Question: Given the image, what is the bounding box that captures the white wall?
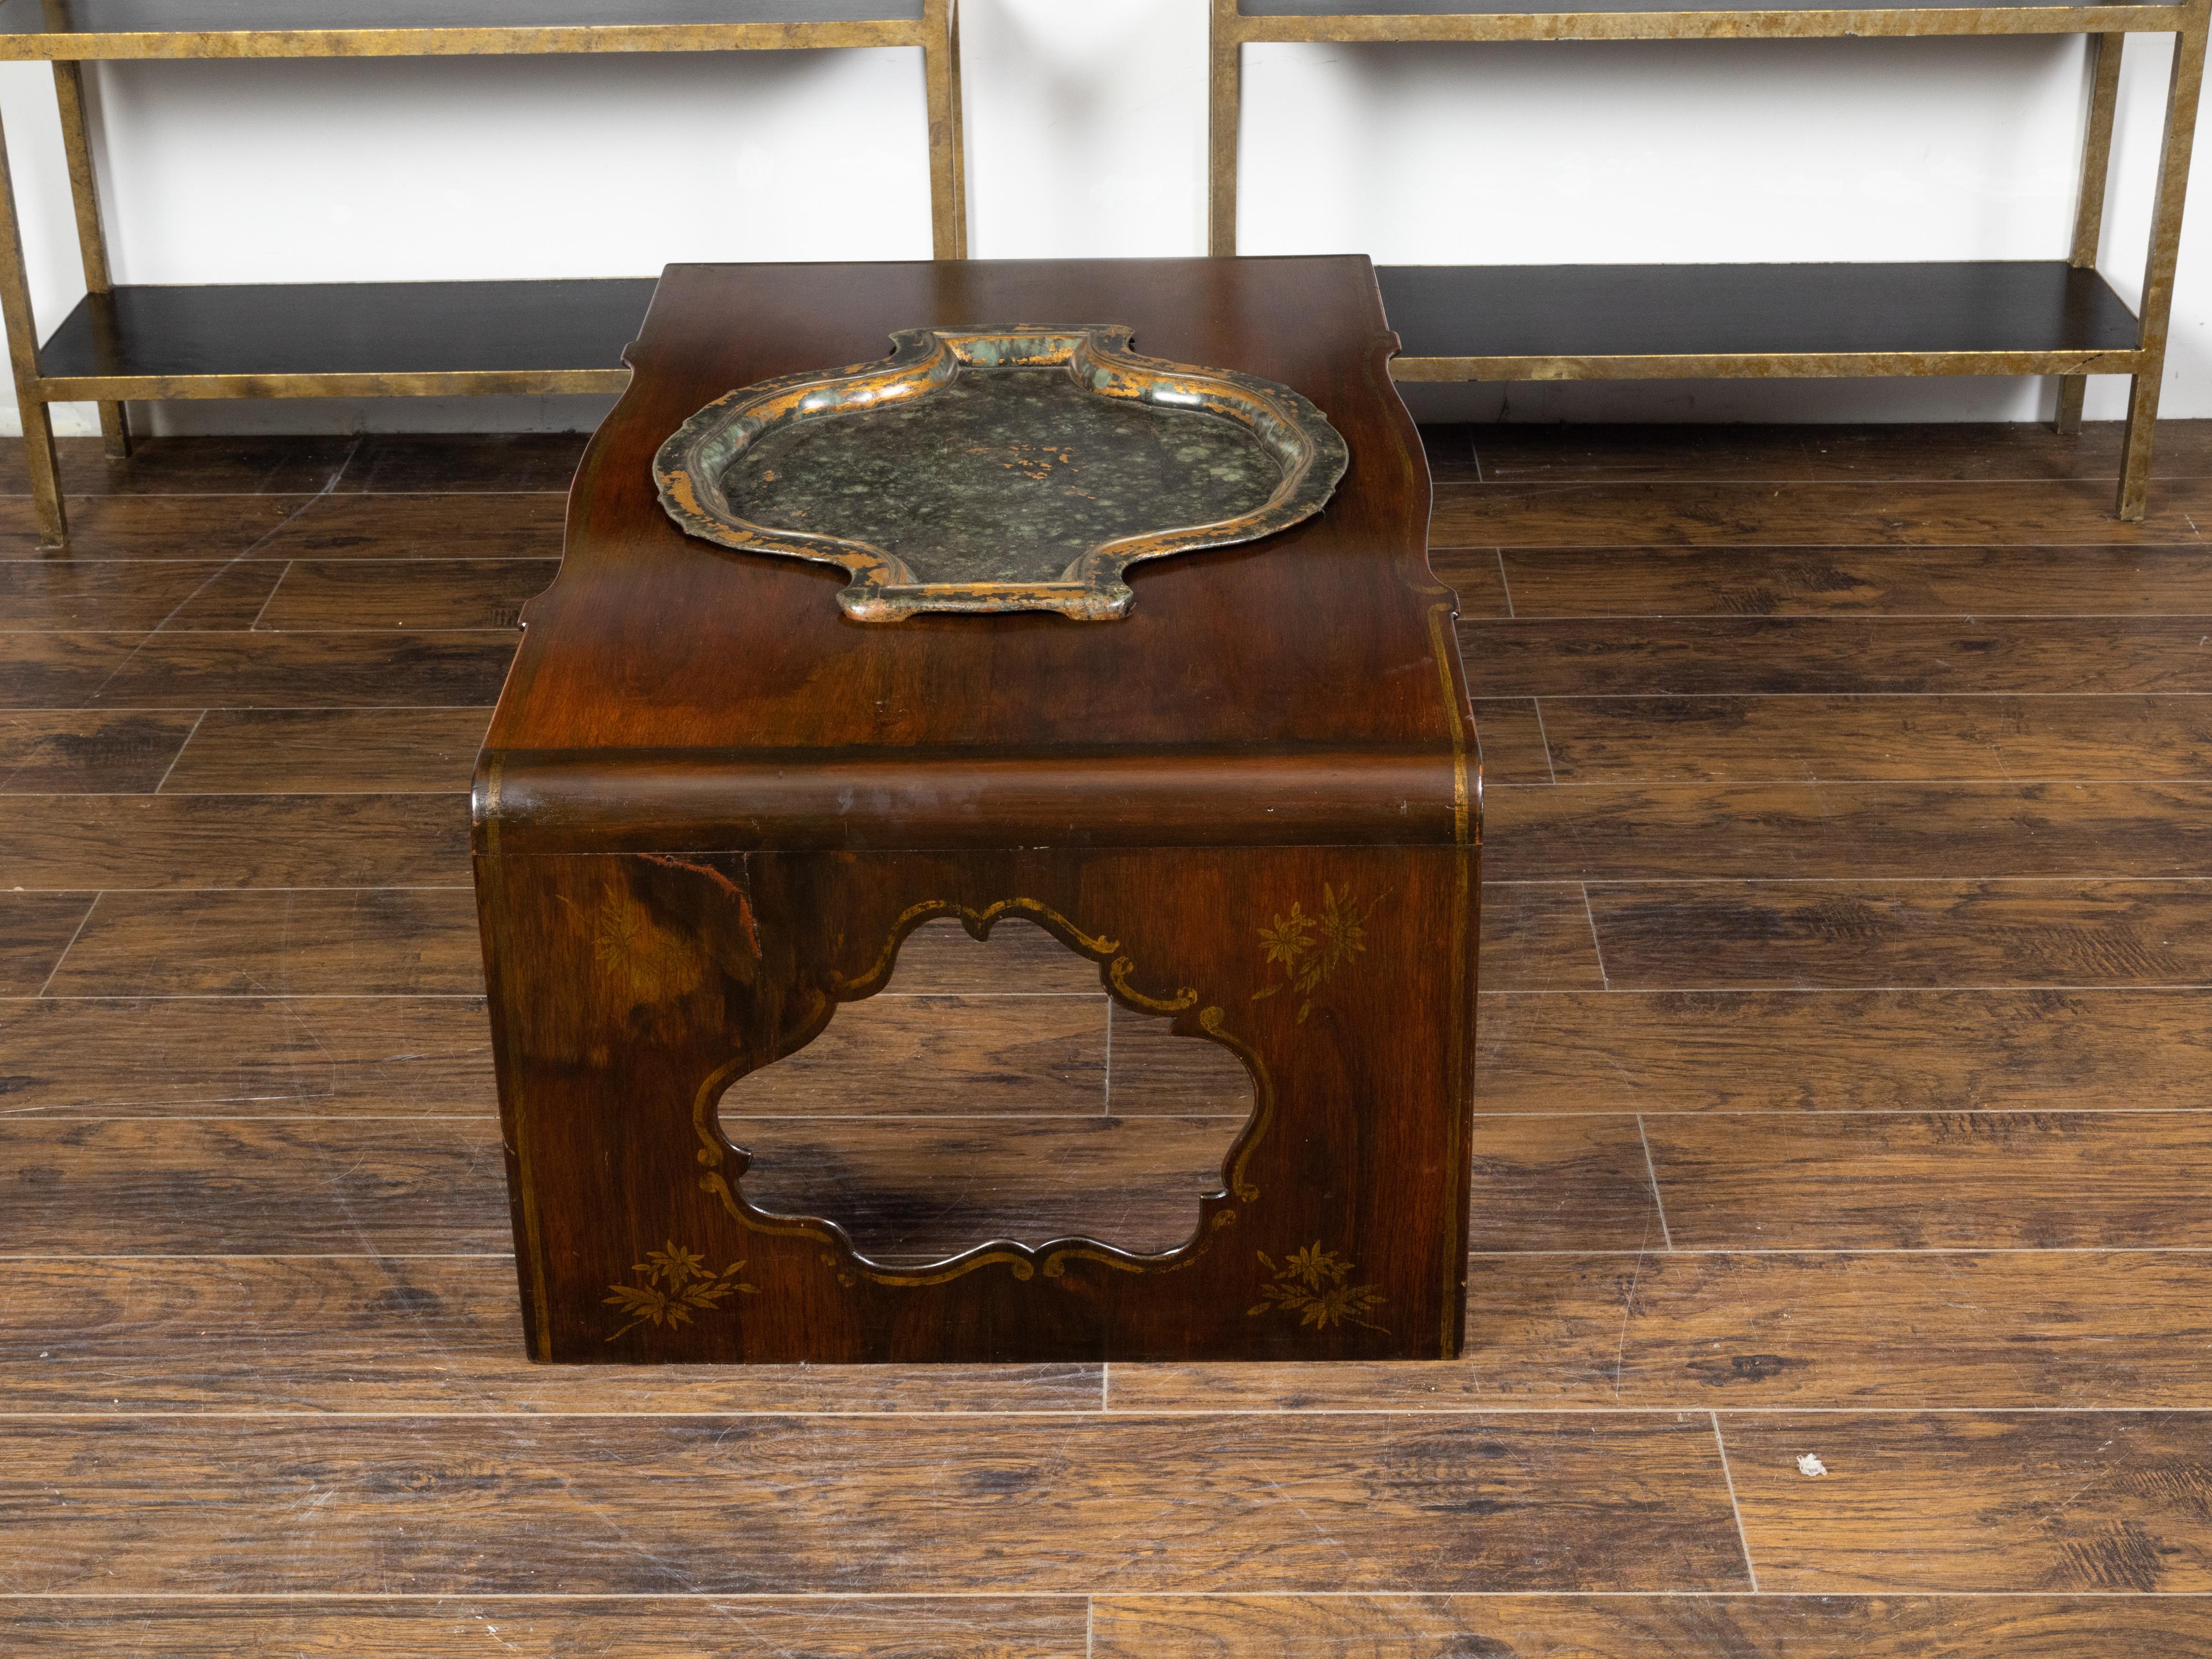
[0,0,2204,434]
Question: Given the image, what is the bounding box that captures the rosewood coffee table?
[473,255,1481,1364]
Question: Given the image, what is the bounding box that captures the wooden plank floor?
[4,426,2211,1655]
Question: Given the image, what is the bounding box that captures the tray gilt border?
[652,323,1349,622]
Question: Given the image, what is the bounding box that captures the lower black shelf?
[28,263,2148,397]
[1376,260,2143,374]
[36,276,660,388]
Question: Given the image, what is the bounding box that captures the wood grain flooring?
[0,709,204,791]
[1093,1593,2212,1657]
[1423,418,2212,482]
[0,995,491,1115]
[40,889,484,996]
[5,425,2211,1655]
[160,707,491,793]
[4,1600,1095,1657]
[1477,988,2212,1112]
[0,794,471,887]
[1458,616,2212,695]
[0,1415,1750,1594]
[1486,780,2212,879]
[1110,1250,2212,1411]
[1432,477,2212,545]
[1480,543,2212,615]
[1724,1412,2212,1592]
[1482,693,2212,782]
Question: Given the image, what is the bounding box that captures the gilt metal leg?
[2054,381,2086,439]
[2119,21,2207,519]
[921,0,963,260]
[2058,33,2121,436]
[1208,0,1241,257]
[0,105,65,547]
[53,60,127,458]
[946,0,967,257]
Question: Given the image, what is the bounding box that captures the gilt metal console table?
[0,0,969,549]
[472,254,1481,1363]
[1210,0,2206,518]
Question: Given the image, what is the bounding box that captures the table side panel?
[476,843,1479,1363]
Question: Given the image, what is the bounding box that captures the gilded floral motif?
[604,1241,759,1341]
[1248,1244,1388,1333]
[592,900,650,973]
[581,890,702,1003]
[1251,884,1381,1022]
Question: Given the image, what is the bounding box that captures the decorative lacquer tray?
[653,324,1349,621]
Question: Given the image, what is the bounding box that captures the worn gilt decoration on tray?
[653,324,1349,620]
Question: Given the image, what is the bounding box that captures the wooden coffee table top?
[477,255,1476,855]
